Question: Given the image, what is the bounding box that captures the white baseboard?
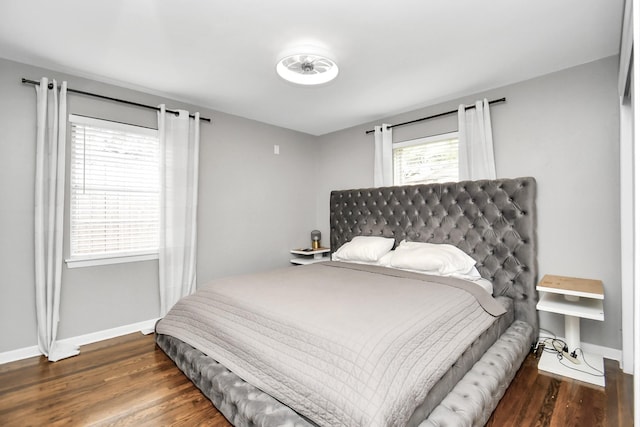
[0,318,160,365]
[58,318,160,348]
[580,341,622,364]
[0,345,41,365]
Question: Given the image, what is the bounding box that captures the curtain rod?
[21,78,211,123]
[364,97,505,134]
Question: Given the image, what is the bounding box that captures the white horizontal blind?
[393,132,459,185]
[69,115,160,259]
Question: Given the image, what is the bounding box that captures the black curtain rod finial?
[22,78,54,90]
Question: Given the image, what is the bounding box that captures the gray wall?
[0,57,317,352]
[314,56,622,350]
[1,55,622,353]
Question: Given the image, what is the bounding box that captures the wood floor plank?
[0,333,633,426]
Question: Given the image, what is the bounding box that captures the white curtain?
[458,99,496,180]
[373,124,393,186]
[34,78,79,362]
[158,105,200,316]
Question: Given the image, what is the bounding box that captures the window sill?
[65,253,159,269]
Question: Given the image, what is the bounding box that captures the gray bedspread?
[156,262,506,427]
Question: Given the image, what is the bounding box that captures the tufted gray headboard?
[330,177,538,337]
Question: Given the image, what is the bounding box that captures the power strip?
[562,350,581,364]
[548,339,581,364]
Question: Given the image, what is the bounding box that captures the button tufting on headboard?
[329,177,538,337]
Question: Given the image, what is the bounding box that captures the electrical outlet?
[274,144,280,155]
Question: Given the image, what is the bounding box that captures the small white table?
[536,274,605,386]
[290,248,331,265]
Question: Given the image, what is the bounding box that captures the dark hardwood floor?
[487,351,633,427]
[0,333,633,426]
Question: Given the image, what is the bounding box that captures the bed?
[155,176,538,426]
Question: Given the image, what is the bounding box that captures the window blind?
[69,115,160,259]
[393,133,459,185]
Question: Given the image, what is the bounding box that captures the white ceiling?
[0,0,624,136]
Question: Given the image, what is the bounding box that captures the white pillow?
[376,251,394,267]
[378,250,492,294]
[390,241,477,276]
[376,252,479,277]
[451,266,482,281]
[332,236,395,263]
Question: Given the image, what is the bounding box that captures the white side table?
[290,248,331,265]
[536,274,605,386]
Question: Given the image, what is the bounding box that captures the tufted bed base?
[156,320,533,426]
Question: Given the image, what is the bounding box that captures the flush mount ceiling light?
[276,53,339,85]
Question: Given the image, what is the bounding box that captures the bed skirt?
[155,320,533,427]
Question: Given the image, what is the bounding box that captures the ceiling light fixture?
[276,53,339,85]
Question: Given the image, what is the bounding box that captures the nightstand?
[536,274,605,386]
[290,248,331,265]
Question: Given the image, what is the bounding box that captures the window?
[393,132,459,185]
[67,114,160,267]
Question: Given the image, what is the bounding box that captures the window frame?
[392,131,459,186]
[65,114,161,269]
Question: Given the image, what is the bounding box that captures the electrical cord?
[532,328,558,354]
[557,348,605,377]
[534,336,604,378]
[541,337,566,354]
